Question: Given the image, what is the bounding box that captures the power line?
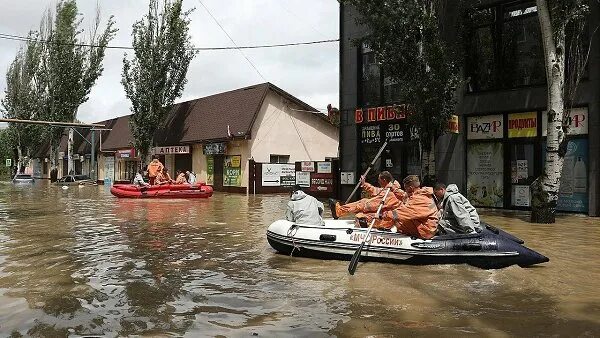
[0,32,338,51]
[195,0,266,81]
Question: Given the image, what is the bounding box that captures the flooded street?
[0,181,599,337]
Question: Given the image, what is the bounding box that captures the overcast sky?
[0,0,339,125]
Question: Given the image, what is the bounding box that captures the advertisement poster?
[360,125,382,144]
[555,138,588,212]
[310,173,334,193]
[206,156,214,185]
[262,164,281,186]
[223,155,241,187]
[317,162,332,174]
[513,185,530,207]
[103,156,115,185]
[467,143,504,207]
[280,164,296,187]
[301,161,314,172]
[296,171,310,187]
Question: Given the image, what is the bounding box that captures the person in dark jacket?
[434,183,481,234]
[286,185,324,226]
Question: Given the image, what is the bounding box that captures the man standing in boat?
[147,156,164,185]
[359,175,439,239]
[286,185,325,226]
[329,171,406,220]
[433,183,481,234]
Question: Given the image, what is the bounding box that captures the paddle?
[348,186,391,275]
[344,138,389,204]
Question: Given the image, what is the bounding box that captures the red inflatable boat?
[110,183,214,199]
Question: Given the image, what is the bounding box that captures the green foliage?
[36,0,116,166]
[0,128,14,180]
[1,36,45,163]
[344,0,462,150]
[122,0,196,163]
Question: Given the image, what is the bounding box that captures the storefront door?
[508,143,537,208]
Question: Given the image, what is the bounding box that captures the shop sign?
[310,173,334,192]
[317,162,332,174]
[153,145,190,155]
[467,115,503,140]
[262,164,281,186]
[301,161,315,172]
[296,171,310,187]
[508,112,537,138]
[203,142,227,155]
[206,156,214,185]
[223,155,241,186]
[360,125,382,144]
[542,107,588,136]
[448,115,459,134]
[5,159,11,167]
[117,148,136,158]
[385,123,406,142]
[354,105,409,124]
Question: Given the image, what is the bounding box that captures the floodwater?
[0,181,599,337]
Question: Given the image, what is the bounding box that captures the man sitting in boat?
[329,171,406,220]
[133,169,150,187]
[186,171,197,184]
[286,184,325,226]
[433,183,481,234]
[147,156,164,185]
[175,170,188,184]
[357,175,439,239]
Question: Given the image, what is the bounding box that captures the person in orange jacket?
[147,156,164,185]
[357,175,439,239]
[329,171,406,219]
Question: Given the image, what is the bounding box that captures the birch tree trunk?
[67,127,74,175]
[531,0,566,223]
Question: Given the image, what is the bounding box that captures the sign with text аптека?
[152,145,190,155]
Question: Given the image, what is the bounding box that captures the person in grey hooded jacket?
[433,183,481,234]
[286,185,325,226]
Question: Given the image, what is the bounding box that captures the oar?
[344,138,389,204]
[348,187,391,275]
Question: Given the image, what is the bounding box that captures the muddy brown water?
[0,181,599,337]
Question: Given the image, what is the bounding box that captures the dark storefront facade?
[339,1,600,215]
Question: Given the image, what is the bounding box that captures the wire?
[0,32,338,51]
[195,0,266,81]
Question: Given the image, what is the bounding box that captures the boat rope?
[287,224,301,256]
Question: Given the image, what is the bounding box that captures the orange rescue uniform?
[147,159,164,185]
[336,180,406,217]
[359,187,439,239]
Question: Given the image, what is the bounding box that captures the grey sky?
[0,0,339,124]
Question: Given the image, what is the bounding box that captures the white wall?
[248,90,338,163]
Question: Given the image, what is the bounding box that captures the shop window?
[510,144,535,207]
[270,154,290,164]
[467,142,504,207]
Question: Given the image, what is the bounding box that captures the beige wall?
[191,144,207,182]
[97,155,106,181]
[248,91,338,163]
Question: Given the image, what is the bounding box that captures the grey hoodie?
[285,190,324,226]
[438,184,481,234]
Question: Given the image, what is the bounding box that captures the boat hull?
[266,220,548,269]
[110,184,213,199]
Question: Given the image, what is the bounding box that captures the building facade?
[339,0,600,215]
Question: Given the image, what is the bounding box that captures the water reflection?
[0,182,599,336]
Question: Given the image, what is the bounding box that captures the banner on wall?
[556,139,588,212]
[206,156,214,185]
[542,107,588,136]
[103,156,115,185]
[296,171,310,187]
[467,115,503,140]
[508,112,537,138]
[467,143,504,207]
[223,155,241,186]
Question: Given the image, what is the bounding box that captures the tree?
[530,0,589,223]
[36,1,116,171]
[122,0,196,164]
[343,0,461,178]
[1,36,45,172]
[0,128,14,180]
